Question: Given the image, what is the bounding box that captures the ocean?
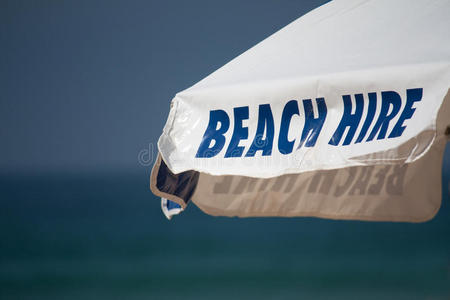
[1,159,449,299]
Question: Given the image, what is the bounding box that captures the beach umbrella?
[150,0,450,221]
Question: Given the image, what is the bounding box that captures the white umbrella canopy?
[151,0,450,221]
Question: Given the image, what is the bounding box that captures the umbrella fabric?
[151,0,450,221]
[158,0,450,178]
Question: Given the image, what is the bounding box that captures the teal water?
[1,163,449,299]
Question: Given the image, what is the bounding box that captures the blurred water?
[1,153,449,299]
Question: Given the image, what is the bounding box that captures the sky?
[0,0,332,172]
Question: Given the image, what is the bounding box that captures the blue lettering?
[246,104,274,157]
[329,94,364,146]
[225,106,249,157]
[389,88,422,138]
[195,110,230,157]
[196,88,421,159]
[367,91,401,141]
[298,98,327,148]
[355,92,377,143]
[278,100,299,154]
